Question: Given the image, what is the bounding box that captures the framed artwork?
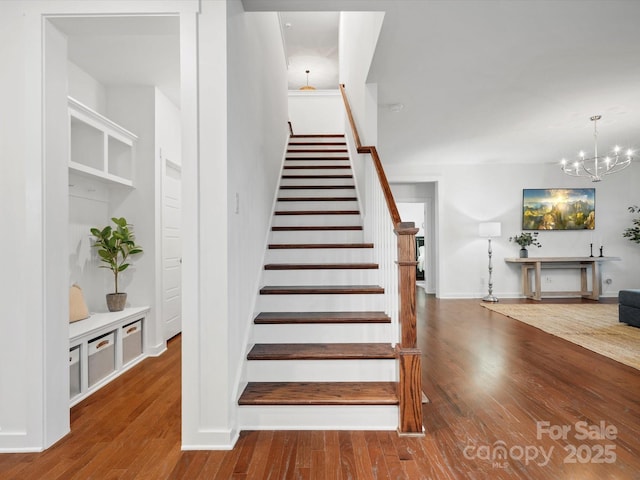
[522,188,595,230]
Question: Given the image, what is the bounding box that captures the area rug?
[481,303,640,371]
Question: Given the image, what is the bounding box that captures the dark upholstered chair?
[619,290,640,328]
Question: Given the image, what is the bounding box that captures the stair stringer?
[229,134,293,427]
[236,134,399,431]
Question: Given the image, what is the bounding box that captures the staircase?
[237,134,400,430]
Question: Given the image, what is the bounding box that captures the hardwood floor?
[1,291,639,479]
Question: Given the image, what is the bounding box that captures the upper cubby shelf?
[68,96,138,187]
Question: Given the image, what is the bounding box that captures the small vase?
[106,293,127,312]
[519,248,528,258]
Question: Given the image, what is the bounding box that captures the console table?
[504,257,620,301]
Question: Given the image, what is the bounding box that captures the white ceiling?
[367,0,640,166]
[280,12,340,90]
[50,16,180,107]
[246,0,640,170]
[50,2,640,171]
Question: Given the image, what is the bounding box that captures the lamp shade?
[479,222,501,238]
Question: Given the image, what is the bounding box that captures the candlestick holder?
[589,243,594,257]
[599,246,604,257]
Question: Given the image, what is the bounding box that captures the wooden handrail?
[339,84,401,227]
[288,121,293,136]
[340,84,363,150]
[339,83,423,435]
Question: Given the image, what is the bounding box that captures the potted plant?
[90,217,143,312]
[509,232,541,258]
[623,205,640,245]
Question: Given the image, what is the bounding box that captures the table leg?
[580,266,588,297]
[534,262,542,301]
[522,266,531,298]
[591,262,601,300]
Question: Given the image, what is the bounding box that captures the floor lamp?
[479,222,501,302]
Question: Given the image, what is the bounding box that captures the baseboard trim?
[181,427,240,451]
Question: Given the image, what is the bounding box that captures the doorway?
[46,12,183,419]
[391,182,438,294]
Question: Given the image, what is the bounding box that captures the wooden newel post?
[394,222,424,434]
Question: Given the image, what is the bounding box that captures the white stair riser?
[257,293,384,313]
[265,249,374,263]
[262,269,379,286]
[245,359,396,382]
[288,144,346,150]
[272,214,361,227]
[278,188,356,198]
[280,178,354,187]
[276,201,358,211]
[238,405,397,431]
[289,145,346,148]
[251,323,392,343]
[270,230,363,244]
[284,160,350,168]
[286,152,348,158]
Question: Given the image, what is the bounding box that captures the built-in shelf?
[68,96,137,187]
[69,306,150,407]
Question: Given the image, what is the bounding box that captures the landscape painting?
[522,188,595,230]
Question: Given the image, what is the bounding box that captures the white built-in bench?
[69,306,150,407]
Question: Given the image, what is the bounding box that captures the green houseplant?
[90,217,143,312]
[623,205,640,245]
[509,232,541,258]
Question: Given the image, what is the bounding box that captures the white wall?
[0,3,31,447]
[338,11,384,146]
[181,0,232,449]
[67,63,112,312]
[226,0,289,431]
[397,202,425,236]
[387,162,640,299]
[288,91,344,134]
[69,175,111,311]
[155,90,182,167]
[107,86,164,354]
[67,61,107,114]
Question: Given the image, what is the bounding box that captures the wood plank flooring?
[1,291,639,479]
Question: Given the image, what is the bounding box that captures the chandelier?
[560,115,633,182]
[299,70,316,91]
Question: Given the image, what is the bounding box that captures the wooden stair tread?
[254,311,391,324]
[238,382,398,406]
[290,134,345,138]
[287,149,348,153]
[277,197,357,202]
[272,225,362,231]
[280,185,355,190]
[268,243,374,249]
[247,343,396,360]
[264,263,378,270]
[260,285,384,295]
[282,174,353,179]
[274,210,359,216]
[288,142,346,146]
